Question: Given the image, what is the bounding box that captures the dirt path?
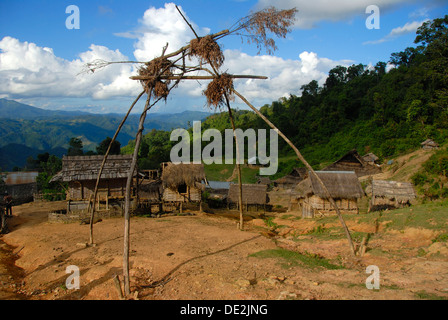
[1,201,447,300]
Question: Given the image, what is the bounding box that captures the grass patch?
[358,200,448,232]
[432,233,448,243]
[249,248,343,270]
[414,290,447,300]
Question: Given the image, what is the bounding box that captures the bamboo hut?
[274,167,307,189]
[227,183,268,211]
[369,180,417,212]
[51,155,135,200]
[421,139,439,150]
[161,163,205,203]
[292,171,365,218]
[322,149,381,177]
[256,177,272,185]
[362,153,379,165]
[138,179,163,201]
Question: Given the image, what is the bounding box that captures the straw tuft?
[203,73,234,109]
[188,35,225,68]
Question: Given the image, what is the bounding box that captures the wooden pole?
[232,88,356,256]
[130,75,268,81]
[224,94,244,231]
[89,90,145,245]
[123,92,153,296]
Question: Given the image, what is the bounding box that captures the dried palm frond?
[188,35,225,68]
[232,7,297,55]
[203,73,234,108]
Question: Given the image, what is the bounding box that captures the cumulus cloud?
[221,50,352,105]
[116,3,210,61]
[0,36,141,100]
[255,0,425,28]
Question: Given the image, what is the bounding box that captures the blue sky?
[0,0,447,114]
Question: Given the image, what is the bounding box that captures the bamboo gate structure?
[82,6,358,298]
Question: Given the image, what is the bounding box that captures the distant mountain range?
[0,98,211,171]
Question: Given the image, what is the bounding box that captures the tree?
[97,137,121,155]
[67,137,84,156]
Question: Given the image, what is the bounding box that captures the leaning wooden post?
[232,88,356,256]
[123,92,153,296]
[89,90,145,245]
[223,93,244,230]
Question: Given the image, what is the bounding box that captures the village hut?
[256,177,272,185]
[138,179,163,201]
[369,180,417,212]
[50,155,136,211]
[274,167,307,189]
[227,183,268,211]
[421,139,439,150]
[292,171,365,218]
[322,149,381,177]
[362,153,379,165]
[161,163,205,203]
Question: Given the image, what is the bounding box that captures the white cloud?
[363,19,428,44]
[0,36,141,101]
[122,3,210,62]
[221,50,352,105]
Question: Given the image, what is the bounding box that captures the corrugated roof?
[2,172,39,185]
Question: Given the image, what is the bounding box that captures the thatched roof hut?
[51,155,134,183]
[161,163,205,202]
[256,177,272,185]
[421,139,439,150]
[161,163,205,189]
[274,167,307,189]
[293,171,364,218]
[227,184,268,206]
[139,179,163,201]
[322,149,381,177]
[362,153,379,164]
[369,180,416,211]
[296,171,365,200]
[50,155,136,200]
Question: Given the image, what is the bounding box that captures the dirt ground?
[1,200,447,300]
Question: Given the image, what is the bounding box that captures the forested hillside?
[0,99,210,170]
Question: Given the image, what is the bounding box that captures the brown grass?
[236,7,297,54]
[188,35,224,68]
[203,73,234,108]
[137,57,174,99]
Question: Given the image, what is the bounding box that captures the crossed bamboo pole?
[87,10,357,299]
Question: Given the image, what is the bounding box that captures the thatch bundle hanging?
[137,57,174,99]
[204,73,234,108]
[236,7,297,54]
[188,35,225,68]
[161,163,205,189]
